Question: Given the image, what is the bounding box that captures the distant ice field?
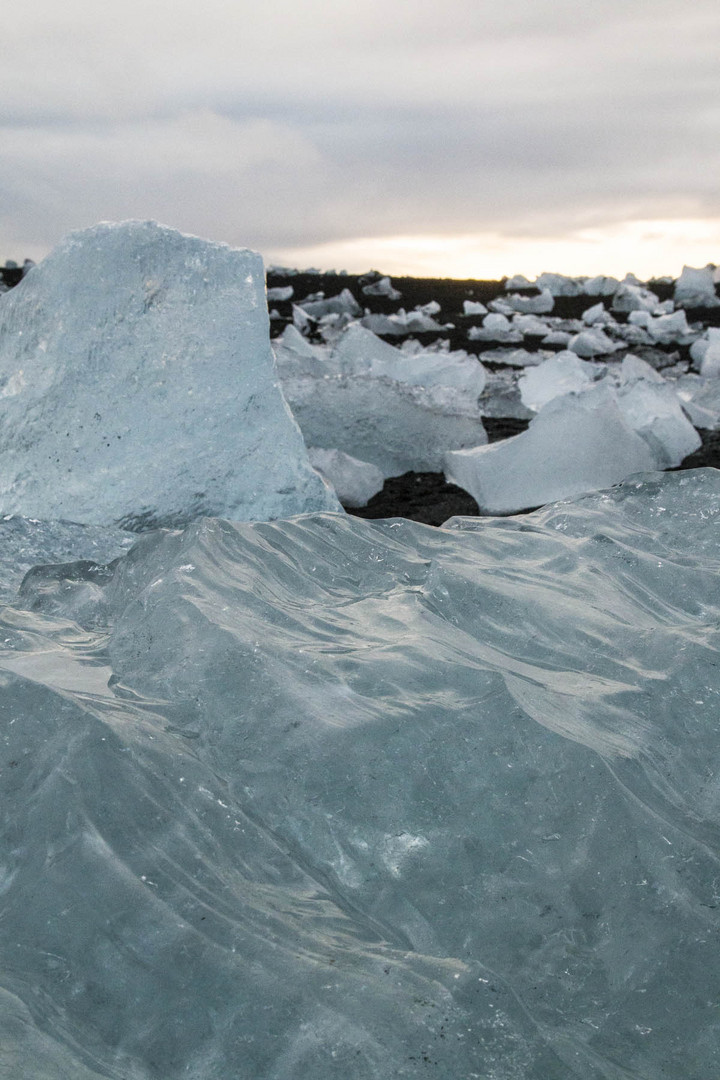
[1,468,719,1079]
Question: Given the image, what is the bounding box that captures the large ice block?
[4,470,720,1078]
[518,351,594,411]
[0,221,340,527]
[444,384,657,512]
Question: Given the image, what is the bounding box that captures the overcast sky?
[3,0,720,278]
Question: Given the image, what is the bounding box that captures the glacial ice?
[568,327,621,357]
[504,288,554,314]
[612,357,701,467]
[3,469,720,1079]
[462,298,488,315]
[445,384,658,512]
[307,446,385,507]
[674,372,720,429]
[277,325,488,476]
[298,288,362,319]
[361,275,402,299]
[518,351,594,411]
[582,274,620,296]
[674,264,720,308]
[611,282,661,313]
[534,272,585,296]
[0,221,340,526]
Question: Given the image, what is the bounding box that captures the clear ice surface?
[3,469,720,1079]
[307,447,385,507]
[0,221,339,527]
[277,325,488,477]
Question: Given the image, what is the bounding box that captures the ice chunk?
[504,272,533,288]
[280,372,488,475]
[0,221,340,526]
[445,384,657,512]
[479,368,535,418]
[613,360,701,467]
[690,328,720,376]
[535,272,585,296]
[361,275,402,299]
[541,329,572,347]
[361,307,445,335]
[334,325,486,397]
[479,347,546,367]
[266,284,294,301]
[279,327,488,475]
[518,351,594,411]
[581,301,613,326]
[487,296,517,315]
[512,313,553,337]
[292,303,313,334]
[568,327,621,357]
[611,282,661,313]
[645,309,692,345]
[505,288,554,314]
[462,299,488,315]
[307,447,385,507]
[583,274,620,296]
[273,323,334,377]
[298,288,362,318]
[674,264,720,308]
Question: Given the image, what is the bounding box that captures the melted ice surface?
[1,469,720,1078]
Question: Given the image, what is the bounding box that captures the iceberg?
[3,469,720,1078]
[0,221,340,527]
[534,272,585,296]
[567,327,621,357]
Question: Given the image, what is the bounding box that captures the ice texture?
[298,288,362,318]
[613,357,701,467]
[675,373,720,429]
[445,384,657,512]
[505,288,554,314]
[307,447,385,507]
[278,325,488,476]
[611,282,661,313]
[518,351,594,411]
[3,469,720,1079]
[674,264,720,308]
[0,221,340,527]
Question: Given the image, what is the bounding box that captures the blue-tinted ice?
[1,469,720,1078]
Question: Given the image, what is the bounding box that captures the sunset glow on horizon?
[265,217,720,282]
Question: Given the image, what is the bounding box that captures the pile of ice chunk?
[0,221,339,527]
[3,470,720,1078]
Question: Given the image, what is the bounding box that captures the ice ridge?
[1,468,720,1078]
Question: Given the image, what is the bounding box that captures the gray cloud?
[2,0,719,267]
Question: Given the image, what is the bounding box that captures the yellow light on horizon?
[265,218,720,281]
